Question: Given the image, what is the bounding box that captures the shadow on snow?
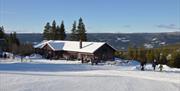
[0,63,104,72]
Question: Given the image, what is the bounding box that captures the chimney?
[80,39,82,49]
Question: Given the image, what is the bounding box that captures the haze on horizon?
[0,0,180,33]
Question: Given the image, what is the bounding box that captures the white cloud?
[156,24,180,30]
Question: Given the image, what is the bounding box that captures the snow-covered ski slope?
[0,59,180,91]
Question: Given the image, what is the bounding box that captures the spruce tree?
[0,26,6,51]
[56,25,61,40]
[70,21,78,41]
[77,18,87,41]
[51,20,57,40]
[59,21,66,40]
[43,22,51,40]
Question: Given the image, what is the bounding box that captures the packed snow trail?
[0,72,179,91]
[0,70,179,84]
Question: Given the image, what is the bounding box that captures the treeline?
[43,17,87,41]
[115,44,180,68]
[0,17,88,55]
[0,26,34,56]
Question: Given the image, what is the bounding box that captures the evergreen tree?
[12,32,20,46]
[5,32,20,52]
[0,26,7,51]
[70,21,78,41]
[168,51,180,68]
[59,21,66,40]
[0,26,5,39]
[43,22,51,40]
[51,20,57,40]
[56,25,61,39]
[77,18,87,41]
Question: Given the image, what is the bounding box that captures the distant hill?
[16,32,180,50]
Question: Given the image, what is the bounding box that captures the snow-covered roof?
[34,40,52,48]
[34,40,115,53]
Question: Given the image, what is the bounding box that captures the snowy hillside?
[0,59,180,91]
[16,33,180,50]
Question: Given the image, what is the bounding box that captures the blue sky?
[0,0,180,33]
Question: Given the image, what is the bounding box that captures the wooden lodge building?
[34,40,116,63]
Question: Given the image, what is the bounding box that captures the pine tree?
[70,21,78,41]
[59,21,66,40]
[77,18,87,41]
[43,22,51,40]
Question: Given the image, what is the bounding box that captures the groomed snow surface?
[0,58,180,91]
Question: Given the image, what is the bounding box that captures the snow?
[0,59,180,91]
[152,38,157,41]
[159,42,166,45]
[34,40,109,53]
[1,72,179,91]
[1,52,14,58]
[117,37,122,40]
[29,53,43,59]
[121,39,130,42]
[33,40,51,48]
[144,64,180,72]
[116,37,126,41]
[144,43,154,48]
[121,47,125,50]
[116,37,130,42]
[48,41,65,50]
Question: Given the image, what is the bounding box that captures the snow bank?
[144,64,180,72]
[30,59,81,64]
[29,53,43,59]
[114,58,140,66]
